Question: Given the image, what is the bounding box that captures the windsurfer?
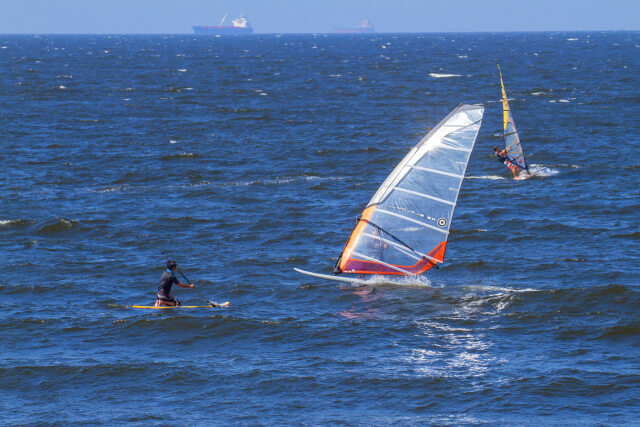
[494,146,520,178]
[155,260,195,307]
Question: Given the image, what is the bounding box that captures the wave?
[466,175,506,180]
[462,284,540,294]
[601,323,640,339]
[613,231,640,239]
[161,152,201,160]
[363,275,434,288]
[223,175,346,187]
[529,165,560,177]
[0,218,31,227]
[90,184,129,193]
[429,73,461,78]
[35,218,82,234]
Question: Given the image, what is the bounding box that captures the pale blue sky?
[1,0,638,34]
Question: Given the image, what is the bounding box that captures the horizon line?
[1,29,638,36]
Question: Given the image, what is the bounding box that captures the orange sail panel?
[336,104,484,276]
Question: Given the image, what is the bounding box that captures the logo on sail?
[437,218,447,227]
[394,205,425,219]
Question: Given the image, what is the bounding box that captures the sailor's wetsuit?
[496,152,518,175]
[157,269,181,305]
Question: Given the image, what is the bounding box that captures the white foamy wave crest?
[225,175,346,187]
[0,219,22,226]
[429,73,461,78]
[555,164,581,169]
[463,284,540,293]
[529,165,560,177]
[91,185,128,193]
[466,175,507,180]
[363,274,436,288]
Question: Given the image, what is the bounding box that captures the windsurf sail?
[498,65,529,173]
[334,104,484,276]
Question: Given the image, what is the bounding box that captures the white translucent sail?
[336,104,484,275]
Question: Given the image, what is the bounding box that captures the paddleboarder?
[494,146,520,178]
[155,260,195,307]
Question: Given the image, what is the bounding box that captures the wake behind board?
[294,268,375,285]
[515,167,545,180]
[131,302,229,309]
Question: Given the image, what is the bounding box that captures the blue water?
[1,32,639,425]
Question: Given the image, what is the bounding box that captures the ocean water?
[1,32,639,425]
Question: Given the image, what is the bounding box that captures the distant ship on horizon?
[332,19,375,34]
[192,14,253,35]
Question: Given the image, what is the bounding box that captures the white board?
[293,268,374,285]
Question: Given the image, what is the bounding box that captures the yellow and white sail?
[498,65,529,173]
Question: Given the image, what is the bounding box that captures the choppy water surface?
[1,32,639,424]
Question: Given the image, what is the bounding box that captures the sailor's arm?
[177,282,195,288]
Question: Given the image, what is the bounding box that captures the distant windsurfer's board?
[294,268,373,285]
[131,302,230,309]
[515,168,545,180]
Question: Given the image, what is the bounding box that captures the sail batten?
[336,104,484,276]
[410,165,465,179]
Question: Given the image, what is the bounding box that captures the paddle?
[161,251,227,308]
[175,267,221,307]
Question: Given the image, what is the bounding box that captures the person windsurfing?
[494,146,520,179]
[155,260,195,307]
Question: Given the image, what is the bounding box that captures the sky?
[0,0,638,34]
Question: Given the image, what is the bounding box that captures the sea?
[1,32,638,425]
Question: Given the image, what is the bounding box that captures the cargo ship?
[332,19,374,34]
[192,14,253,35]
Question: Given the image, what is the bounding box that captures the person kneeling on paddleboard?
[155,260,195,307]
[494,146,520,179]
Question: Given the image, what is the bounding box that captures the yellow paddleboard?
[131,302,230,309]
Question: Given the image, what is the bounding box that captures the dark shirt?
[495,152,507,164]
[158,270,178,296]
